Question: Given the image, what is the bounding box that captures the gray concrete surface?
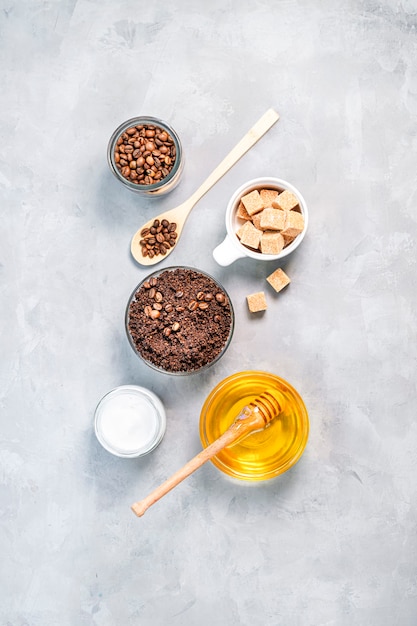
[1,1,416,624]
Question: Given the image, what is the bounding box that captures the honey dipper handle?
[131,414,263,517]
[188,108,279,206]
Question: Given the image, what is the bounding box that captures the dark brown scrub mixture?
[127,268,233,373]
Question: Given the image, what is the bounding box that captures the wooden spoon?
[131,108,280,266]
[131,390,283,517]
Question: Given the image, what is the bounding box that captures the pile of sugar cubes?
[234,186,304,314]
[236,187,304,255]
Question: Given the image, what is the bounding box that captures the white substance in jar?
[94,385,166,457]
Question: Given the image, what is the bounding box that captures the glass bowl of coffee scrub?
[125,266,235,375]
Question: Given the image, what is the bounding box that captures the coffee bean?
[172,322,180,331]
[198,302,209,310]
[196,291,205,301]
[215,293,226,303]
[155,291,163,302]
[188,300,198,311]
[150,309,160,320]
[149,277,157,287]
[163,327,171,337]
[153,303,163,311]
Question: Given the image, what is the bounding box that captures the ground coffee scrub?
[126,267,234,374]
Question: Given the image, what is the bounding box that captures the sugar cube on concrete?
[246,291,268,313]
[266,268,291,293]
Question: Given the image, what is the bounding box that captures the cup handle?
[213,235,245,266]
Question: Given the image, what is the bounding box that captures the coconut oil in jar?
[199,371,309,481]
[94,385,166,458]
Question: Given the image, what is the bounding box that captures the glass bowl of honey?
[199,371,309,481]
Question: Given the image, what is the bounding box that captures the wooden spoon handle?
[188,108,279,206]
[131,415,260,517]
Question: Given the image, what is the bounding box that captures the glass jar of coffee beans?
[107,116,184,196]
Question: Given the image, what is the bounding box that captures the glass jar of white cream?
[94,385,166,458]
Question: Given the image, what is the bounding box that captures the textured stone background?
[1,1,416,624]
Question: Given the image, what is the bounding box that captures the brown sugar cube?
[266,268,291,293]
[281,211,304,238]
[272,190,300,212]
[240,189,264,216]
[260,231,285,255]
[260,188,279,208]
[282,233,296,247]
[251,210,264,230]
[260,208,286,231]
[246,291,267,313]
[236,201,251,220]
[236,221,262,249]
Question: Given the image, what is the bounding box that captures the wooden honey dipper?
[131,390,284,517]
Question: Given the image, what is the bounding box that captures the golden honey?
[199,371,309,481]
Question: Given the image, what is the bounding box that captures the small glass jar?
[107,116,184,197]
[94,385,166,458]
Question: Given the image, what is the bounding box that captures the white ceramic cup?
[213,177,308,266]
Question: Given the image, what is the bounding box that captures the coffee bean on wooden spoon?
[131,108,280,266]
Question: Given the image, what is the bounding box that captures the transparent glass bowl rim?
[125,265,235,376]
[107,115,183,192]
